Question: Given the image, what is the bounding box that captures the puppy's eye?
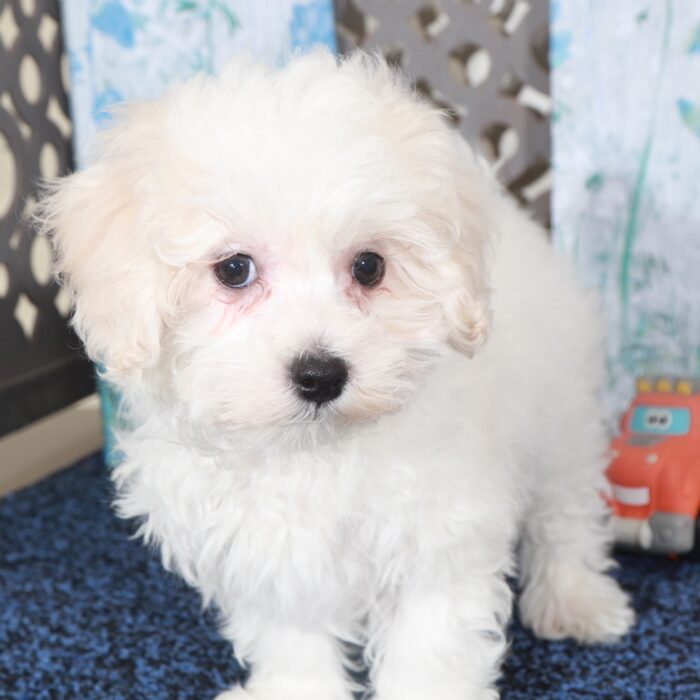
[352,251,385,287]
[214,253,258,288]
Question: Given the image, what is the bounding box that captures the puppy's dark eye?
[352,251,385,287]
[214,253,257,288]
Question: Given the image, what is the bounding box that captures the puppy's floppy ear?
[441,138,498,357]
[36,108,165,378]
[443,248,492,357]
[340,54,496,357]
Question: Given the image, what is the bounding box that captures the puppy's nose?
[290,353,348,405]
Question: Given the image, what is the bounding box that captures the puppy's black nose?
[290,353,348,405]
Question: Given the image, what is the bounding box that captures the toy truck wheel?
[648,512,695,555]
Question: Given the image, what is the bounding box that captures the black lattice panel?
[335,0,550,225]
[0,0,93,437]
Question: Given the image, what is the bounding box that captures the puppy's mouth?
[294,395,345,423]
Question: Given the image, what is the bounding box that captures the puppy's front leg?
[216,617,353,700]
[370,571,512,700]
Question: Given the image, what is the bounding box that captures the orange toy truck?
[606,376,700,556]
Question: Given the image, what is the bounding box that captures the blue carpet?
[1,453,698,699]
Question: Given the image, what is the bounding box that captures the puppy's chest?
[217,461,404,592]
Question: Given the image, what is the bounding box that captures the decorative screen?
[0,0,93,437]
[335,0,550,225]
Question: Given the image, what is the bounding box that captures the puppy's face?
[40,52,497,449]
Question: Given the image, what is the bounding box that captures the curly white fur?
[39,50,633,700]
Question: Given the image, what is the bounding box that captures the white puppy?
[40,51,633,700]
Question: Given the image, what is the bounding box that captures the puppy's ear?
[442,140,498,357]
[37,113,165,378]
[443,251,492,357]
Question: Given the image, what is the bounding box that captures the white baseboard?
[0,394,103,497]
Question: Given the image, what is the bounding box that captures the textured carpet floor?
[1,454,699,700]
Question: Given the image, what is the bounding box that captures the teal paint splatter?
[551,0,561,24]
[619,134,654,317]
[585,172,604,192]
[97,374,127,467]
[92,87,123,124]
[550,32,572,68]
[289,0,336,52]
[91,2,135,48]
[211,1,239,32]
[618,0,673,347]
[688,24,700,53]
[552,100,572,125]
[678,99,700,138]
[180,1,240,73]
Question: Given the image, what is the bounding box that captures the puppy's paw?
[214,679,351,700]
[473,689,499,700]
[214,688,250,700]
[373,679,500,700]
[519,568,634,644]
[374,688,499,700]
[214,687,262,700]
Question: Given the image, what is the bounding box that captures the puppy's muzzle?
[290,352,348,405]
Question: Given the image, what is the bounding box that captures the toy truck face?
[606,377,700,555]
